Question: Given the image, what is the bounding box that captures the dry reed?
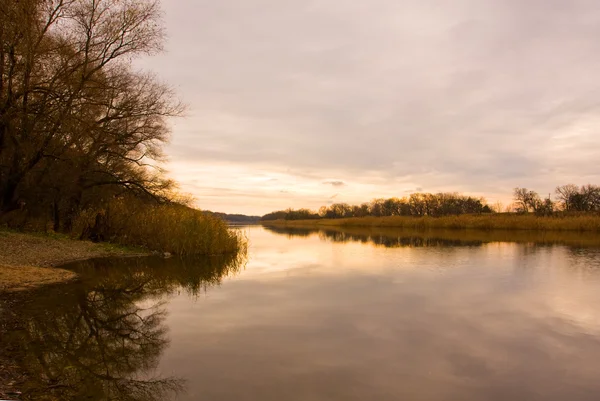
[262,214,600,232]
[73,199,247,256]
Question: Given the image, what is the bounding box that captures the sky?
[140,0,600,215]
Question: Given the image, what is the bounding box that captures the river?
[3,225,600,400]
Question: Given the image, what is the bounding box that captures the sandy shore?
[0,230,146,292]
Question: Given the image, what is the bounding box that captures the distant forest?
[261,185,600,221]
[204,211,261,223]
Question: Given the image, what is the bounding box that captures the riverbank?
[263,224,600,248]
[0,230,147,292]
[261,214,600,231]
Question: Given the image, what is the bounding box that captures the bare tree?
[513,188,541,213]
[1,0,182,230]
[555,184,579,211]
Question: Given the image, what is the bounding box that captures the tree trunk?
[52,201,60,232]
[0,176,20,214]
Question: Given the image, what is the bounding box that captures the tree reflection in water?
[1,254,244,401]
[262,225,600,248]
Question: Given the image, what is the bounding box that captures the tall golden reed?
[262,214,600,232]
[73,199,247,256]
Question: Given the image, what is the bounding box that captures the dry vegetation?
[0,0,246,264]
[72,199,247,256]
[262,213,600,232]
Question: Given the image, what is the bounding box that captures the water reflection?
[4,227,600,401]
[0,254,244,401]
[155,228,600,401]
[263,225,600,248]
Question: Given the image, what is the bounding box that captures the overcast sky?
[140,0,600,215]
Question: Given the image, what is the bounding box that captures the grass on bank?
[261,213,600,232]
[72,199,247,256]
[0,229,146,292]
[0,198,248,291]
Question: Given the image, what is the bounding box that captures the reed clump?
[263,224,600,248]
[262,214,600,232]
[73,199,247,256]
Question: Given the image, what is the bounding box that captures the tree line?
[262,185,600,221]
[515,184,600,214]
[262,192,492,221]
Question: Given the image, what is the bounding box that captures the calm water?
[3,226,600,400]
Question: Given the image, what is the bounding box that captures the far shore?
[261,213,600,232]
[0,230,147,292]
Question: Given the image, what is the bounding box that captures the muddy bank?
[0,230,146,292]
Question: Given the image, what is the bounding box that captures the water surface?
[3,226,600,400]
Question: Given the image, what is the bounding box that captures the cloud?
[139,0,600,213]
[323,181,346,187]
